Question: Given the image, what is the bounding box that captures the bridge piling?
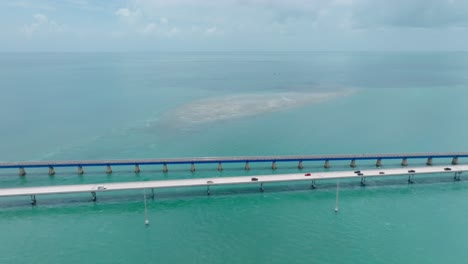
[217,162,223,171]
[426,157,433,166]
[298,161,304,169]
[401,158,408,167]
[245,161,250,170]
[19,167,26,176]
[77,165,84,175]
[324,160,330,169]
[163,164,168,173]
[452,157,459,165]
[134,164,140,173]
[191,163,196,172]
[360,177,366,186]
[272,161,277,170]
[48,166,55,176]
[350,159,356,168]
[376,159,382,167]
[106,165,112,174]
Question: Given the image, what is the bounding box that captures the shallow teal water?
[1,52,468,263]
[2,182,468,264]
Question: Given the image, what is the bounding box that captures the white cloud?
[22,13,67,35]
[141,22,157,34]
[9,1,55,11]
[351,0,468,29]
[160,17,169,25]
[66,0,88,5]
[115,5,180,37]
[34,13,48,24]
[115,8,131,17]
[121,0,326,37]
[167,27,179,36]
[204,26,223,36]
[333,0,354,6]
[139,23,180,37]
[205,27,217,35]
[115,8,141,23]
[4,0,468,52]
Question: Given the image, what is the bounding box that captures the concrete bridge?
[1,152,467,176]
[0,165,466,205]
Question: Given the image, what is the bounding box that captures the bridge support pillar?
[217,162,223,171]
[350,159,356,168]
[324,160,330,169]
[260,183,264,192]
[245,162,250,170]
[298,161,304,170]
[134,164,140,173]
[30,195,36,205]
[190,163,196,172]
[48,166,55,176]
[19,167,26,176]
[401,158,408,167]
[408,174,414,184]
[376,159,382,167]
[272,161,277,170]
[91,192,97,202]
[77,165,84,175]
[151,188,155,199]
[360,177,366,186]
[163,164,168,173]
[426,157,433,166]
[454,172,462,181]
[106,165,112,174]
[452,157,459,165]
[206,185,211,196]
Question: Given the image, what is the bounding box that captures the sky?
[1,0,467,52]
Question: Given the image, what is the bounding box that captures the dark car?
[251,177,258,181]
[444,167,452,171]
[354,170,361,174]
[207,180,213,184]
[408,170,416,173]
[379,172,385,175]
[304,173,311,176]
[358,173,364,176]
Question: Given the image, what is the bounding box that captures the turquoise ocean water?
[1,52,468,263]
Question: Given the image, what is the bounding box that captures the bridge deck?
[0,165,465,198]
[1,152,468,169]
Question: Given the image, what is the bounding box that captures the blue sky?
[1,0,467,51]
